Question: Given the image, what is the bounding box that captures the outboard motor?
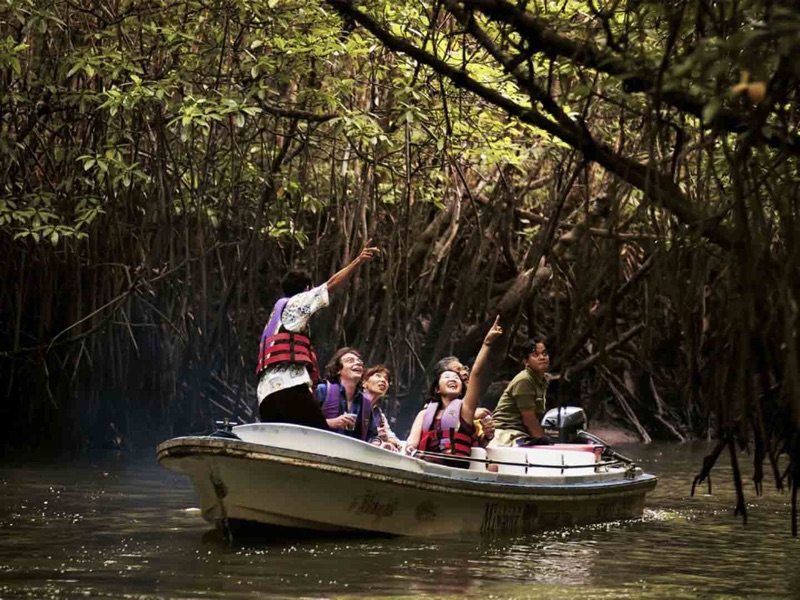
[541,407,587,442]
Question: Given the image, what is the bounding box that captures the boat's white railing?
[411,449,633,474]
[226,423,640,479]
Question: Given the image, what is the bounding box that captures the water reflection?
[1,444,798,598]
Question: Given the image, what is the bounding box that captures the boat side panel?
[171,453,651,536]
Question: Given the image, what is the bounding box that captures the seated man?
[489,338,551,447]
[315,348,379,442]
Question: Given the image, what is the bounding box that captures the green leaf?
[66,61,84,78]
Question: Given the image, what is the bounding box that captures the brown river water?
[1,442,798,599]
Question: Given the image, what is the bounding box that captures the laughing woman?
[405,316,503,465]
[361,365,402,451]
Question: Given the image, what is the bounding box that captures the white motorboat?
[157,421,658,536]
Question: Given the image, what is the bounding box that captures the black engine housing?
[541,407,587,443]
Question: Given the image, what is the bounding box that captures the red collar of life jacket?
[419,398,474,458]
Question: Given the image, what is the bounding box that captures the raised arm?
[461,315,503,423]
[326,240,380,294]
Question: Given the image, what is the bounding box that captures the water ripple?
[1,445,799,599]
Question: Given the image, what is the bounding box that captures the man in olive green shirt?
[489,339,551,447]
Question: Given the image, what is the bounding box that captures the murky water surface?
[1,443,798,599]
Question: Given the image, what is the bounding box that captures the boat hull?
[157,424,657,536]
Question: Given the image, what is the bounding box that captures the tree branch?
[460,0,800,154]
[325,0,736,250]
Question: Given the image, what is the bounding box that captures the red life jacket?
[256,297,320,382]
[419,399,474,459]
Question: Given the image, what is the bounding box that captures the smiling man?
[315,348,379,442]
[489,339,552,447]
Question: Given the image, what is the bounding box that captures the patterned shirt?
[257,284,329,402]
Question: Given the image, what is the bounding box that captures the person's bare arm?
[521,408,546,438]
[462,316,503,423]
[326,240,379,293]
[404,411,425,454]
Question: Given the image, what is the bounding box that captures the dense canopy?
[0,0,798,530]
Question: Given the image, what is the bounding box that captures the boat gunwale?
[157,436,658,502]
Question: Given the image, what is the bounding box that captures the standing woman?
[406,316,503,464]
[361,365,401,451]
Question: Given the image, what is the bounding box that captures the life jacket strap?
[262,343,314,359]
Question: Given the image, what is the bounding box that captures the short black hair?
[521,338,548,357]
[281,269,312,297]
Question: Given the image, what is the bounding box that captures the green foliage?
[1,0,576,251]
[3,0,798,473]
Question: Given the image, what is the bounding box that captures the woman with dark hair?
[405,317,503,465]
[361,365,401,451]
[431,356,496,446]
[433,356,470,387]
[315,348,378,442]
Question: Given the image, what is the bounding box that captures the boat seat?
[485,446,598,476]
[468,447,487,471]
[486,447,529,475]
[526,448,597,476]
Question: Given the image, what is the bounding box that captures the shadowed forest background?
[1,0,798,526]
